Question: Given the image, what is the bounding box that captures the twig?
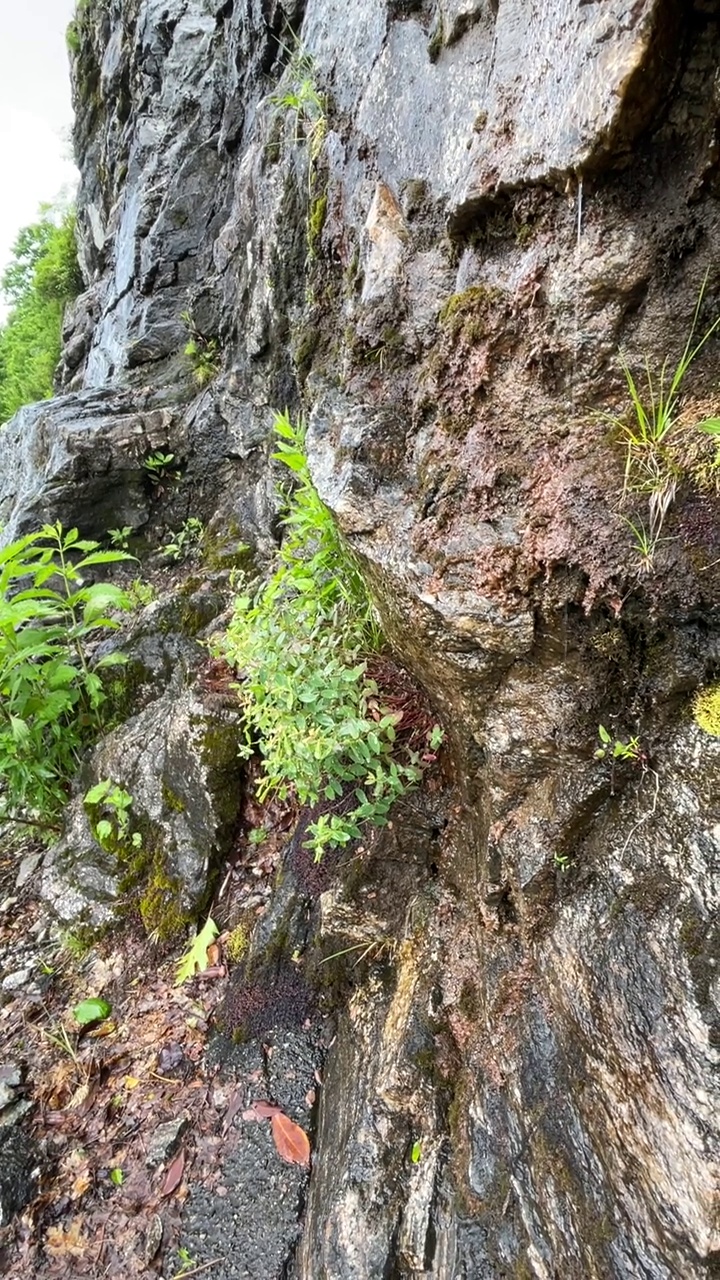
[618,767,660,864]
[0,813,61,834]
[95,1213,114,1264]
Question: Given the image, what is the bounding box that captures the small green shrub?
[144,451,180,484]
[221,413,441,860]
[184,337,220,387]
[162,517,204,563]
[125,578,156,608]
[692,685,720,737]
[595,724,641,762]
[181,312,221,387]
[84,779,141,851]
[0,523,134,824]
[108,526,132,551]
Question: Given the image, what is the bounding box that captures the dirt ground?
[0,792,320,1280]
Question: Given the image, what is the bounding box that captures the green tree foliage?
[0,208,83,423]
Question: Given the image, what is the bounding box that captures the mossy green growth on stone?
[139,859,188,943]
[112,813,191,943]
[308,193,327,255]
[226,922,250,963]
[437,285,505,343]
[161,782,186,814]
[202,521,254,574]
[693,684,720,736]
[291,323,320,375]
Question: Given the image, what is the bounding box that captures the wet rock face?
[448,0,684,225]
[6,0,720,1274]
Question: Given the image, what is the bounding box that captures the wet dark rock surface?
[178,1034,320,1280]
[2,0,720,1275]
[0,1126,41,1228]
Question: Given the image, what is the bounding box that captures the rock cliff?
[2,0,720,1275]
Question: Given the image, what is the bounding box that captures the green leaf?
[175,917,219,985]
[84,779,113,805]
[9,716,30,745]
[82,585,132,623]
[73,997,112,1026]
[94,651,128,670]
[696,418,720,435]
[109,1167,124,1186]
[74,550,135,569]
[598,725,612,744]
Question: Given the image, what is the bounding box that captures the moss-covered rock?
[41,677,244,935]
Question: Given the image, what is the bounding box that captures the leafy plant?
[125,578,156,609]
[176,1246,198,1277]
[0,523,134,825]
[84,779,141,851]
[221,412,442,859]
[109,1167,124,1187]
[144,452,181,485]
[65,0,94,54]
[175,916,219,985]
[162,517,204,563]
[553,851,573,872]
[181,312,221,388]
[108,526,132,551]
[595,725,641,762]
[270,40,327,269]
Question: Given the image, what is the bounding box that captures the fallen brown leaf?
[45,1220,87,1258]
[70,1172,92,1200]
[271,1113,311,1167]
[161,1148,185,1197]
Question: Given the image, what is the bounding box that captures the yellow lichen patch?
[693,684,720,736]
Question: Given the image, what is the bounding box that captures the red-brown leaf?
[271,1113,311,1167]
[160,1148,185,1197]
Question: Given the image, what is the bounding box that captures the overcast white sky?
[0,0,78,304]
